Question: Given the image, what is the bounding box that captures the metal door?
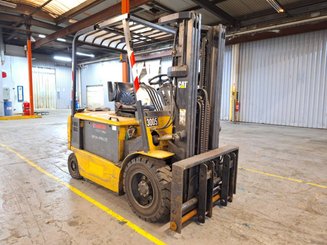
[32,67,56,109]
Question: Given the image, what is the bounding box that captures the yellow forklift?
[68,12,239,233]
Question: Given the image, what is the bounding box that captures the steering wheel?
[148,74,170,85]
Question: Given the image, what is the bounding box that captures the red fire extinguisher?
[22,102,30,116]
[235,100,240,112]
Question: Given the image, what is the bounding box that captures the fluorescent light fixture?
[56,38,66,42]
[0,0,17,8]
[38,34,46,38]
[53,56,71,62]
[266,0,284,13]
[76,52,95,58]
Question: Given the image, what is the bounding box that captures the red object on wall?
[22,102,31,116]
[235,101,240,112]
[2,71,7,78]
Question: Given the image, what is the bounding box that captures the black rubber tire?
[68,153,83,179]
[123,157,171,223]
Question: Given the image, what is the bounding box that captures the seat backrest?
[108,82,136,105]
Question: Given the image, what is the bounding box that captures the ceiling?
[0,0,326,60]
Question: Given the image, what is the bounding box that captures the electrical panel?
[3,88,10,100]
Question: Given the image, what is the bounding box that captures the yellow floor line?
[0,115,41,120]
[240,167,327,189]
[0,143,165,245]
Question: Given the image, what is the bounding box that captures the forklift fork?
[170,145,239,233]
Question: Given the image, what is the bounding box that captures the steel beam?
[0,3,54,21]
[33,0,151,49]
[55,0,106,24]
[191,0,236,25]
[6,0,54,42]
[239,0,327,27]
[151,1,174,13]
[0,13,60,31]
[183,0,228,12]
[226,19,327,45]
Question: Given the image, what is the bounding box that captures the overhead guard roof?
[75,14,176,52]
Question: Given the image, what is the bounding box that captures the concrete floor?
[0,110,326,245]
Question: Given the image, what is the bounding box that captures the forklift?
[68,12,238,233]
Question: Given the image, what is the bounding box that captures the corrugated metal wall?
[221,46,232,120]
[239,30,327,128]
[54,66,72,109]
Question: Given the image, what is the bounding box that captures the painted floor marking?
[240,167,327,189]
[0,143,166,245]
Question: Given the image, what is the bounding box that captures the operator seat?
[108,82,157,117]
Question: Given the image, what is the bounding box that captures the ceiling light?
[68,19,77,24]
[0,0,17,8]
[53,56,71,62]
[76,52,95,58]
[266,0,284,14]
[57,38,66,42]
[38,34,46,38]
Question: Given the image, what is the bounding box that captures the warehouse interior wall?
[1,54,71,113]
[221,46,232,120]
[238,29,327,129]
[0,64,3,116]
[0,29,4,116]
[33,67,56,109]
[80,59,122,110]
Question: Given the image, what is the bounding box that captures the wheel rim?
[71,160,77,172]
[130,172,154,208]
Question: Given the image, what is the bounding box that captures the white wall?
[1,55,71,113]
[2,56,28,114]
[80,59,122,109]
[0,64,3,116]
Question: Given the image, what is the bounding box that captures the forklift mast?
[159,12,226,160]
[159,12,238,232]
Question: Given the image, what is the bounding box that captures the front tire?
[123,157,171,222]
[68,153,83,179]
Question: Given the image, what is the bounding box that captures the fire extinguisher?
[235,100,240,112]
[22,102,30,116]
[234,100,240,122]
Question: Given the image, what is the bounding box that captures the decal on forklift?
[93,123,107,130]
[146,117,158,127]
[91,135,108,142]
[179,109,186,126]
[178,81,188,88]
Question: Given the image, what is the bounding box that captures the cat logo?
[178,81,188,89]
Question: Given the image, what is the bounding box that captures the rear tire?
[68,153,83,179]
[123,157,171,222]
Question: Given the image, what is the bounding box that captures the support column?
[122,0,129,83]
[27,35,34,115]
[230,44,240,122]
[121,0,130,14]
[0,28,4,116]
[122,60,128,83]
